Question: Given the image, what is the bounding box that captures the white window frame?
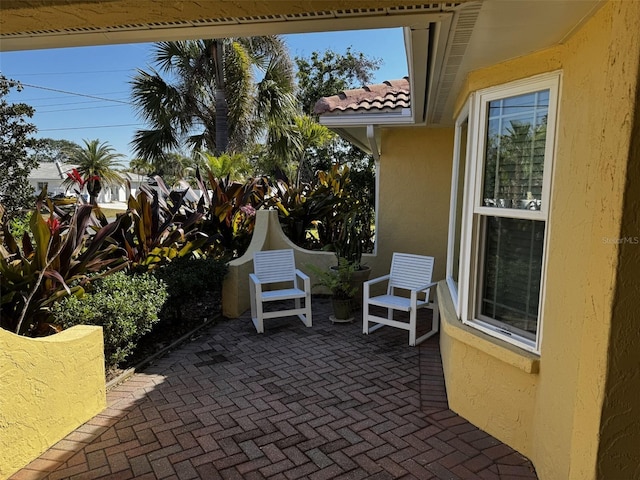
[446,99,473,316]
[448,71,561,354]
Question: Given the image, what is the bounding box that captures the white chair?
[249,249,312,333]
[363,253,439,346]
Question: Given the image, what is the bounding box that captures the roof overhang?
[317,16,454,156]
[0,2,461,51]
[317,0,604,155]
[1,0,605,156]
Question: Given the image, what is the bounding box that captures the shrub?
[51,271,168,369]
[8,211,32,240]
[154,256,228,320]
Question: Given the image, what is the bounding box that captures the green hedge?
[51,271,168,369]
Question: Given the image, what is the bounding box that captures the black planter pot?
[330,297,354,323]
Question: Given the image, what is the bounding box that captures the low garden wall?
[222,209,376,318]
[0,325,106,479]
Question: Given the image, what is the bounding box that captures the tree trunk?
[212,40,229,155]
[86,178,101,205]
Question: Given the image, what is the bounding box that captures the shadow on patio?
[12,297,537,480]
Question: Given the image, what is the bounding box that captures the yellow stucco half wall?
[0,326,106,479]
[442,1,640,480]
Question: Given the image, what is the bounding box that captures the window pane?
[483,90,548,210]
[451,120,468,288]
[480,216,544,338]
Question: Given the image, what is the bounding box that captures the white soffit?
[0,4,460,51]
[437,0,605,123]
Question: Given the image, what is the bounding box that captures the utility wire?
[7,69,134,76]
[10,90,130,102]
[19,82,132,105]
[27,99,130,108]
[39,123,141,132]
[37,104,129,114]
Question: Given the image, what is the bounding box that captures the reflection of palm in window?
[483,93,548,209]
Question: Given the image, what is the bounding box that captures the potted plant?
[309,258,358,322]
[332,205,372,304]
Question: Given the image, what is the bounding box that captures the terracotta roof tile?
[314,77,410,115]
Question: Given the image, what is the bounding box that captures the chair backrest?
[388,253,434,291]
[253,249,297,284]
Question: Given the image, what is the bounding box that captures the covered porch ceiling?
[1,0,604,154]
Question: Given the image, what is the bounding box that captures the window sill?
[437,283,540,374]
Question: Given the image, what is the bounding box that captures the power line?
[7,69,135,76]
[39,123,142,132]
[14,91,131,103]
[18,82,132,105]
[28,98,130,108]
[36,104,130,114]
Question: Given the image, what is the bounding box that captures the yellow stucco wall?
[442,2,640,479]
[0,326,106,479]
[376,127,453,282]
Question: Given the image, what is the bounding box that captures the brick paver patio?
[11,297,537,480]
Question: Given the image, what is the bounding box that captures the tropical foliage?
[194,168,271,257]
[308,257,358,300]
[0,196,128,335]
[274,164,374,265]
[0,75,38,219]
[199,151,251,181]
[130,36,296,162]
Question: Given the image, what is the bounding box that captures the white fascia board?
[318,109,413,128]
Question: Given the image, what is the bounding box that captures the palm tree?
[63,139,126,205]
[198,151,251,181]
[128,157,153,176]
[130,36,296,164]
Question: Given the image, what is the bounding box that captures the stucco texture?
[441,1,640,479]
[0,326,106,479]
[376,127,453,283]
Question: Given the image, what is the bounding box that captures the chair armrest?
[295,269,310,281]
[364,274,390,286]
[413,281,439,293]
[249,273,262,287]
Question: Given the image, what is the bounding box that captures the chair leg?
[432,297,440,334]
[305,292,312,327]
[249,284,262,333]
[363,294,370,334]
[255,300,264,334]
[297,294,312,328]
[408,308,417,346]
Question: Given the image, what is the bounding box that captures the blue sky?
[0,28,407,163]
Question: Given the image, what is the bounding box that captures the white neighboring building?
[28,162,149,203]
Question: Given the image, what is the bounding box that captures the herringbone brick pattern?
[12,297,537,479]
